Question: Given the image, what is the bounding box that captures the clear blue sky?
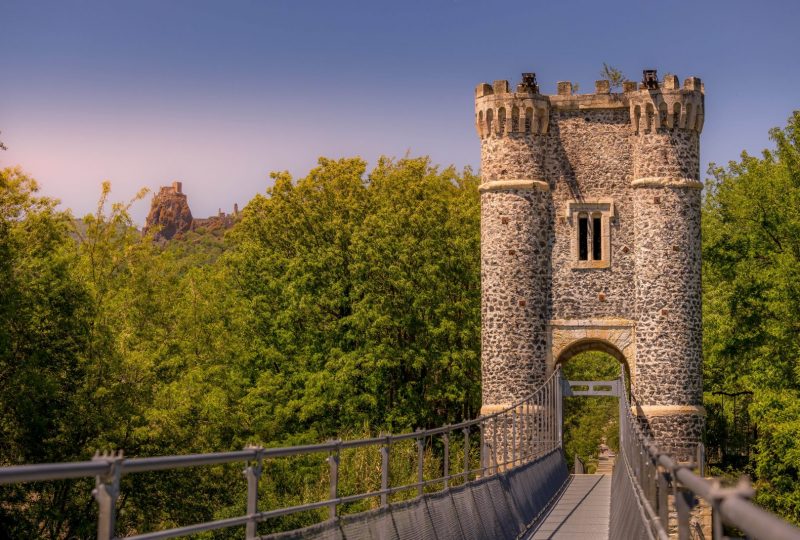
[1,0,798,224]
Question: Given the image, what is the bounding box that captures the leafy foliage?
[0,157,482,536]
[599,63,626,90]
[702,111,800,523]
[227,157,481,441]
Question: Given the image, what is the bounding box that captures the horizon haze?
[1,0,798,224]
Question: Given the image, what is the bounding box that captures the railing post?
[551,378,556,448]
[545,378,550,451]
[707,477,755,540]
[416,433,424,497]
[545,380,551,451]
[463,426,470,482]
[327,442,341,522]
[537,389,543,456]
[243,446,264,540]
[519,401,526,463]
[657,467,669,533]
[553,375,558,450]
[521,401,527,462]
[511,407,517,467]
[503,411,509,469]
[556,374,563,448]
[712,499,724,540]
[492,416,498,475]
[478,423,485,478]
[92,450,124,540]
[380,436,390,508]
[442,431,450,489]
[697,442,705,478]
[674,470,692,540]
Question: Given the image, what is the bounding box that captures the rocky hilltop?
[143,182,193,240]
[143,181,238,241]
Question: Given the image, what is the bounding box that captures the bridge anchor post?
[243,445,264,540]
[463,427,471,482]
[92,450,124,540]
[415,432,424,497]
[380,436,390,507]
[327,442,341,522]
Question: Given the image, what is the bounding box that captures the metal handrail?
[615,371,800,540]
[0,369,565,540]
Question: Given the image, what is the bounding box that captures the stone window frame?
[566,199,614,269]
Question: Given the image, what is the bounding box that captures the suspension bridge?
[1,368,798,539]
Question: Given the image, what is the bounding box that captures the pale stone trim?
[632,177,704,190]
[481,404,511,414]
[548,93,628,110]
[479,179,550,193]
[480,403,543,415]
[634,404,707,417]
[549,318,635,327]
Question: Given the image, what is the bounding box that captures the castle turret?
[475,74,553,415]
[629,72,705,459]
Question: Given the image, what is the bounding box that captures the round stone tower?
[474,76,553,415]
[629,74,705,460]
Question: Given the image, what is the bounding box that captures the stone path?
[526,474,612,539]
[595,452,615,475]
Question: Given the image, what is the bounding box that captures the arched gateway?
[476,71,705,460]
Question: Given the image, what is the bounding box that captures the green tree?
[702,111,800,523]
[346,157,481,430]
[228,156,481,443]
[0,168,95,538]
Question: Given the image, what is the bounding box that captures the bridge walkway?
[525,474,612,540]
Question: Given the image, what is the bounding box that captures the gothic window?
[568,200,614,269]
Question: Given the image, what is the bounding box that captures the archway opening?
[557,341,629,474]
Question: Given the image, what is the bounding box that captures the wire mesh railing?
[0,370,564,540]
[611,371,800,540]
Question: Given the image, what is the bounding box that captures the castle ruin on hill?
[143,181,239,240]
[476,70,705,460]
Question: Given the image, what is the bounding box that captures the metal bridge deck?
[526,474,611,540]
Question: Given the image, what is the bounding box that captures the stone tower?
[475,71,705,459]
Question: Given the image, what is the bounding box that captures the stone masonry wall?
[632,186,702,407]
[547,108,635,321]
[647,413,705,461]
[480,135,546,181]
[480,189,550,406]
[632,130,700,181]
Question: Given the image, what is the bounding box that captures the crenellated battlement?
[476,71,705,138]
[628,74,704,134]
[475,78,550,138]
